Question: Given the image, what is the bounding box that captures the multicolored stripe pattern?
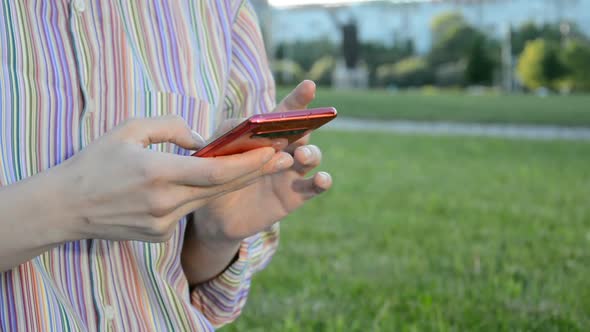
[0,0,277,330]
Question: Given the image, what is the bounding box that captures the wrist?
[10,165,79,248]
[190,211,243,252]
[39,162,86,243]
[182,214,243,286]
[191,208,243,244]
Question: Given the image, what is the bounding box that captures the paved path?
[325,117,590,141]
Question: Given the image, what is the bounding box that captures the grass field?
[277,88,590,127]
[224,131,590,331]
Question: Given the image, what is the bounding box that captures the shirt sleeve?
[190,224,279,327]
[189,1,279,328]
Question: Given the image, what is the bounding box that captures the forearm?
[0,167,76,272]
[187,223,280,327]
[181,213,241,288]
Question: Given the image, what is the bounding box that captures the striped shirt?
[0,0,277,330]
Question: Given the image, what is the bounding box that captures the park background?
[225,0,590,331]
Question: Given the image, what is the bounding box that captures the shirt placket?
[68,1,116,330]
[68,0,98,148]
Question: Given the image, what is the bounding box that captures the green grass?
[277,87,590,127]
[224,131,590,331]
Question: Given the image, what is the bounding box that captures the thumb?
[116,115,206,150]
[275,80,316,113]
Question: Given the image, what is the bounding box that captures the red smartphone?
[193,107,337,157]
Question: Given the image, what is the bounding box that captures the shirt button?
[73,0,86,12]
[84,97,95,114]
[104,305,116,320]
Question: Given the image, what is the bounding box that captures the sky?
[269,0,370,8]
[268,0,434,7]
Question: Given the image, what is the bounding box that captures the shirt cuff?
[190,223,279,327]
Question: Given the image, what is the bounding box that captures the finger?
[276,80,316,113]
[166,155,297,223]
[291,172,333,201]
[167,147,275,186]
[165,147,292,187]
[116,115,206,150]
[292,145,322,175]
[205,151,293,190]
[284,134,310,154]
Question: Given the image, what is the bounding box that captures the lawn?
[224,131,590,331]
[277,87,590,127]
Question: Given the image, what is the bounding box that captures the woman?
[0,1,332,330]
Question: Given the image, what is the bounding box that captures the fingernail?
[276,154,292,171]
[318,171,331,184]
[272,140,285,150]
[262,149,275,163]
[300,147,311,161]
[191,130,206,147]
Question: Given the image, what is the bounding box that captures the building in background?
[252,0,590,90]
[265,0,590,54]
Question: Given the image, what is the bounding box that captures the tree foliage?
[511,22,561,56]
[429,12,481,66]
[377,57,433,87]
[274,39,337,72]
[430,12,466,44]
[307,56,335,86]
[561,40,590,91]
[511,21,586,56]
[361,40,415,86]
[428,12,498,86]
[465,35,496,85]
[517,39,567,90]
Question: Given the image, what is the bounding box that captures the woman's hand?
[182,81,332,284]
[58,115,289,243]
[0,115,289,272]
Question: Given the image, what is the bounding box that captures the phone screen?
[252,128,308,139]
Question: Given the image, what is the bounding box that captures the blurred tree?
[428,11,498,87]
[561,40,590,91]
[275,43,286,61]
[465,35,496,85]
[511,22,550,56]
[544,44,568,83]
[430,12,466,45]
[435,61,467,87]
[511,21,587,56]
[517,39,568,90]
[361,40,414,87]
[271,59,304,86]
[307,56,335,86]
[272,55,335,87]
[517,40,547,90]
[377,56,433,87]
[400,39,415,56]
[274,38,337,73]
[428,12,484,66]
